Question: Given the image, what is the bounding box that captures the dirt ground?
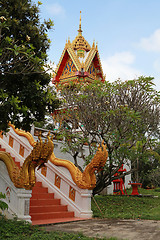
[44,218,160,240]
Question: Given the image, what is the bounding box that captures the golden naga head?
[90,140,108,172]
[31,132,54,169]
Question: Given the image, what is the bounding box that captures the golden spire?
[78,11,82,35]
[96,41,98,50]
[92,40,95,48]
[72,11,91,52]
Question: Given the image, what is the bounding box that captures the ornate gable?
[53,12,105,85]
[88,61,96,79]
[60,57,77,80]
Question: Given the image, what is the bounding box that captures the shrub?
[0,192,8,213]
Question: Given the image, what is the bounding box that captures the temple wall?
[0,161,32,222]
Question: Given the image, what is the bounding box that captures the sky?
[35,0,160,90]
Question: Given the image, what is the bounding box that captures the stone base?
[0,161,32,222]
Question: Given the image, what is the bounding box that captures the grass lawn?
[92,187,160,220]
[1,188,160,240]
[0,216,119,240]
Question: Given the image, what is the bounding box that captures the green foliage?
[59,76,160,194]
[145,168,160,188]
[0,0,60,131]
[130,141,160,187]
[0,192,8,212]
[34,113,56,130]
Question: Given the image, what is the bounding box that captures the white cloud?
[138,29,160,52]
[45,3,65,17]
[101,51,142,81]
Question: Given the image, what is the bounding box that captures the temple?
[53,11,105,86]
[0,13,130,225]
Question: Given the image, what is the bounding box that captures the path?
[45,218,160,240]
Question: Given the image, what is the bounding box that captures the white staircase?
[0,126,92,224]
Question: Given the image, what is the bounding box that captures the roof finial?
[78,11,82,35]
[96,41,98,50]
[92,39,95,48]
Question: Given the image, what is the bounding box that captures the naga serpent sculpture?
[50,141,108,189]
[1,124,108,190]
[0,133,54,190]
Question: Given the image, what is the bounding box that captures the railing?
[0,127,32,166]
[0,161,32,222]
[37,161,92,218]
[0,126,93,219]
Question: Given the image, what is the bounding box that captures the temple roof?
[72,12,91,52]
[53,12,105,84]
[72,34,91,52]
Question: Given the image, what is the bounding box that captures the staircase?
[30,181,77,225]
[0,145,82,225]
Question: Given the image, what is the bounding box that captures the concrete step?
[31,217,83,226]
[34,182,42,187]
[30,181,75,224]
[30,198,61,206]
[32,186,48,194]
[30,205,68,214]
[31,211,74,221]
[31,192,55,199]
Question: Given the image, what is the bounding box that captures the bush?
[148,168,160,188]
[0,192,8,213]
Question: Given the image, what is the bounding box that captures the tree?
[58,76,160,194]
[0,0,59,131]
[136,141,160,188]
[34,113,56,131]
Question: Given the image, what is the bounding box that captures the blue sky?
[35,0,160,90]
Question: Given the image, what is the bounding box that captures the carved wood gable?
[88,61,96,79]
[60,57,77,80]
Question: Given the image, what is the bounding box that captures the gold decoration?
[19,144,24,157]
[55,174,61,189]
[0,134,54,190]
[41,166,47,177]
[78,11,82,36]
[61,58,77,79]
[69,186,76,201]
[50,141,108,190]
[72,34,91,52]
[53,12,105,85]
[88,62,96,78]
[9,136,14,148]
[9,123,35,147]
[2,124,108,190]
[72,11,91,52]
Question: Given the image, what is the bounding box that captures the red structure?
[128,182,142,195]
[113,165,127,195]
[52,12,105,87]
